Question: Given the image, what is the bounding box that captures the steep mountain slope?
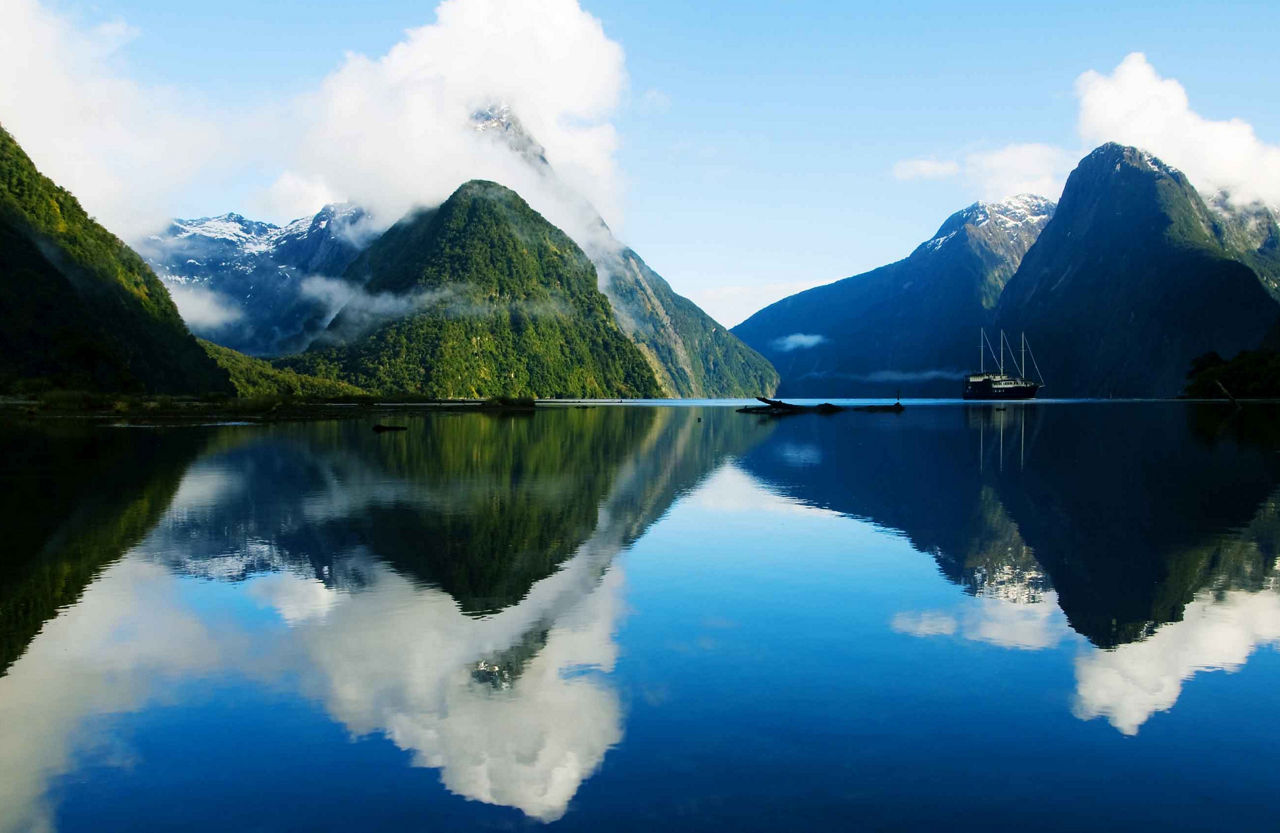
[732,195,1054,397]
[139,204,371,355]
[996,144,1280,397]
[472,107,778,397]
[0,125,231,395]
[1206,192,1280,299]
[281,180,662,398]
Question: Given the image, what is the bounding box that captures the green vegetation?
[200,339,366,398]
[603,248,778,397]
[0,124,231,395]
[281,181,662,398]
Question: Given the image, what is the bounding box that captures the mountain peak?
[471,105,550,170]
[1081,142,1180,179]
[924,193,1055,254]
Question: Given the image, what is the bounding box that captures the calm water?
[1,402,1278,831]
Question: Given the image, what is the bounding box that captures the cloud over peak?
[892,52,1280,209]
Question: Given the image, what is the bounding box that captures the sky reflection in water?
[0,402,1277,831]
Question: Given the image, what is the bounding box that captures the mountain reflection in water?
[739,402,1280,733]
[0,402,1278,831]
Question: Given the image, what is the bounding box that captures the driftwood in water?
[372,423,408,433]
[737,396,904,416]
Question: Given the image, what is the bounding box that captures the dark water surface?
[1,402,1278,831]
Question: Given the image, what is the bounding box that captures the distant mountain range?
[138,203,372,355]
[9,106,1280,401]
[733,195,1055,397]
[143,107,777,398]
[735,143,1280,398]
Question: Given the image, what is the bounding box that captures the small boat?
[963,330,1044,401]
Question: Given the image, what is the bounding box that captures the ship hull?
[963,377,1041,401]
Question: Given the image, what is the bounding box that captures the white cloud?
[893,592,1070,650]
[268,0,628,242]
[0,0,629,250]
[961,144,1075,202]
[164,284,244,330]
[892,53,1280,209]
[1073,587,1280,736]
[772,333,827,352]
[891,611,958,637]
[892,158,961,181]
[1076,52,1280,208]
[0,0,230,240]
[891,144,1073,203]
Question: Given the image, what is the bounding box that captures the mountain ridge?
[731,194,1055,397]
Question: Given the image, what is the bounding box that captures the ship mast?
[979,328,984,374]
[999,330,1005,375]
[1021,333,1026,380]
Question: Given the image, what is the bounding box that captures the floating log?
[737,396,903,416]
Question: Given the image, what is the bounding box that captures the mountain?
[1207,191,1280,298]
[472,107,778,397]
[995,144,1280,397]
[0,124,231,395]
[280,180,663,398]
[732,195,1055,397]
[138,203,372,355]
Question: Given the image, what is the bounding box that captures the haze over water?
[1,402,1278,831]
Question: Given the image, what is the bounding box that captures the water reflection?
[0,408,768,831]
[2,402,1280,830]
[738,402,1280,732]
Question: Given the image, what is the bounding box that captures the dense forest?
[283,181,662,398]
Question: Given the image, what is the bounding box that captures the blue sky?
[9,0,1280,324]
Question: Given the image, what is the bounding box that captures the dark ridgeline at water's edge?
[738,402,1280,648]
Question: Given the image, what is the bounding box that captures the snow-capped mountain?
[139,204,374,355]
[732,194,1057,397]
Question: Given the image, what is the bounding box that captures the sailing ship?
[963,330,1044,400]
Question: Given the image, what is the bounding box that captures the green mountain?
[0,125,231,395]
[996,144,1280,397]
[472,107,777,397]
[731,195,1054,397]
[598,245,779,397]
[281,180,662,398]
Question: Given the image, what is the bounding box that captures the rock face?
[472,107,778,398]
[0,124,230,395]
[280,180,663,399]
[732,195,1055,397]
[995,144,1280,397]
[139,203,373,356]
